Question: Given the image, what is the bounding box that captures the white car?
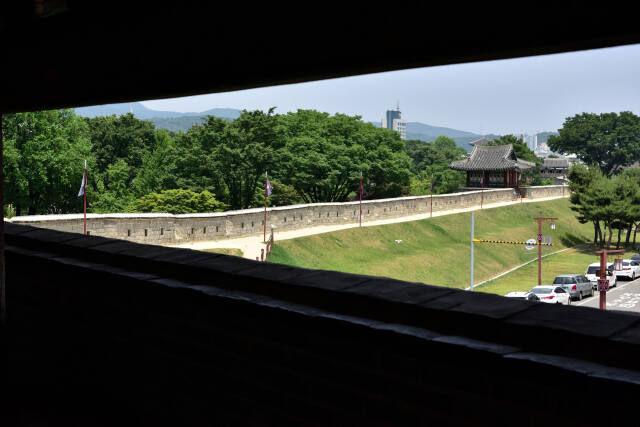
[585,262,617,289]
[505,291,540,302]
[614,259,640,281]
[528,286,571,305]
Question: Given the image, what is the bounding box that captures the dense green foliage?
[548,112,640,176]
[2,111,92,215]
[127,189,226,214]
[276,110,411,202]
[405,136,467,194]
[2,107,553,216]
[568,164,640,248]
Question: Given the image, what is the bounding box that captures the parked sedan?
[505,291,540,302]
[528,286,571,305]
[552,274,593,300]
[614,259,640,281]
[585,262,617,289]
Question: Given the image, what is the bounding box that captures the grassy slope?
[478,245,632,295]
[269,199,593,289]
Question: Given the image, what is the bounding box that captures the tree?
[567,164,640,248]
[619,168,640,247]
[548,112,640,176]
[131,130,178,198]
[85,113,157,177]
[277,110,411,203]
[268,180,302,207]
[90,159,136,213]
[567,164,604,245]
[127,189,226,214]
[405,136,467,174]
[405,136,466,194]
[215,109,282,209]
[2,110,93,215]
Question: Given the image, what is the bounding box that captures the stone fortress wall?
[9,185,567,245]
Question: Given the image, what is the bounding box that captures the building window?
[161,228,164,235]
[127,229,131,237]
[144,229,148,237]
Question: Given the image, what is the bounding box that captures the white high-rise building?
[381,103,406,140]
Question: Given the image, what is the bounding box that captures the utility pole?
[595,249,624,310]
[534,217,557,286]
[480,173,484,208]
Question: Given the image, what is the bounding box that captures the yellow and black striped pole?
[472,238,552,247]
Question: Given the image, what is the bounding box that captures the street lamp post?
[534,217,558,286]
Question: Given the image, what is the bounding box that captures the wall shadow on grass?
[559,233,590,248]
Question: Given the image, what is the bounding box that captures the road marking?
[575,279,638,306]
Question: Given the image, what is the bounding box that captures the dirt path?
[172,195,568,260]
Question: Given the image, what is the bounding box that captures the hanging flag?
[77,160,87,198]
[266,176,273,196]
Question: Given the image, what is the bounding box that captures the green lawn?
[203,248,244,257]
[268,198,594,288]
[476,245,598,295]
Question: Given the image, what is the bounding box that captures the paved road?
[575,276,640,314]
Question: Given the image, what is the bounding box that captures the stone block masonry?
[9,185,567,245]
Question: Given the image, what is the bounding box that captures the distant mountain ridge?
[74,102,553,152]
[74,102,242,120]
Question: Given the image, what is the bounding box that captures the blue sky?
[143,43,640,136]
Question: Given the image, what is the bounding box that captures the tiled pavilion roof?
[450,144,536,172]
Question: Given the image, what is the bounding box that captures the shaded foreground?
[5,222,640,426]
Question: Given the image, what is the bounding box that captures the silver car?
[552,274,593,300]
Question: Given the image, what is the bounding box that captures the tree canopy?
[276,110,411,203]
[2,110,92,215]
[127,189,226,214]
[548,112,640,176]
[567,164,640,248]
[3,107,555,217]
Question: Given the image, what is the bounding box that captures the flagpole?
[430,173,433,218]
[481,171,484,209]
[83,160,87,235]
[264,172,267,243]
[359,172,363,227]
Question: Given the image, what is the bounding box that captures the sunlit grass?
[269,199,594,288]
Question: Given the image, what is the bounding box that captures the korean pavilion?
[450,144,536,189]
